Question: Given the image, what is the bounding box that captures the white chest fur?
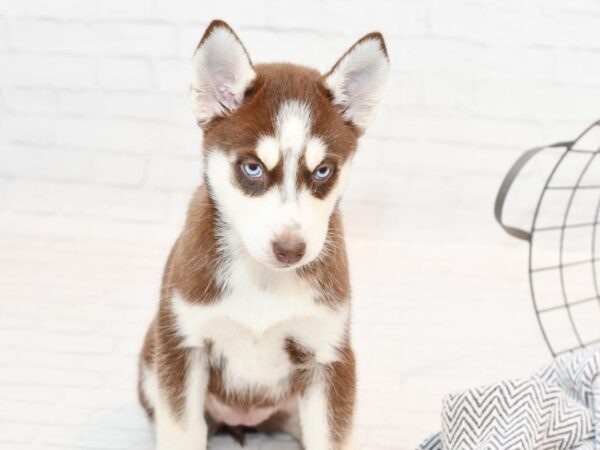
[172,257,349,393]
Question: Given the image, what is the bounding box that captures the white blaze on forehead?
[276,101,312,154]
[275,100,312,199]
[256,135,280,170]
[305,137,327,171]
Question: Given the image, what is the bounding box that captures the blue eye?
[242,162,263,178]
[314,165,332,181]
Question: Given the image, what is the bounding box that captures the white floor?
[0,217,553,450]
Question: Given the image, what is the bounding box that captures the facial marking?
[276,101,311,153]
[255,136,280,170]
[205,97,351,270]
[275,100,312,200]
[305,137,327,171]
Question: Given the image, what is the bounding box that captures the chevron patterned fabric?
[417,348,600,450]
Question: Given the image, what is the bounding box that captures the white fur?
[206,100,350,270]
[305,137,327,171]
[190,24,255,124]
[152,24,385,450]
[299,378,333,450]
[207,149,350,269]
[256,135,280,170]
[141,365,159,409]
[172,253,349,395]
[277,100,312,200]
[146,350,208,450]
[325,37,389,130]
[277,101,311,153]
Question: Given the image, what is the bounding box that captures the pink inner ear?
[212,69,239,112]
[333,72,363,114]
[344,74,361,97]
[344,70,371,102]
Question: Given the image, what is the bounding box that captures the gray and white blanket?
[418,348,600,450]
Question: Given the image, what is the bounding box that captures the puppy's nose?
[272,236,306,265]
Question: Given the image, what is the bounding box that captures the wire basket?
[495,120,600,356]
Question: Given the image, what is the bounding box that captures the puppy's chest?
[172,270,348,388]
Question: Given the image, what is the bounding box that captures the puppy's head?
[191,20,389,270]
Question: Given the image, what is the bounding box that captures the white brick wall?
[1,0,600,242]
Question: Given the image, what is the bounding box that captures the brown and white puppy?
[138,20,389,450]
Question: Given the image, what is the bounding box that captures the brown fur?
[203,63,359,155]
[233,153,284,196]
[205,365,310,411]
[139,187,225,420]
[299,209,351,306]
[327,343,356,447]
[202,63,359,202]
[164,187,224,305]
[139,187,352,442]
[138,319,156,419]
[285,337,314,366]
[139,187,351,425]
[203,333,316,412]
[138,18,386,449]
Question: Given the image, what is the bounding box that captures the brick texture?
[1,0,598,240]
[0,2,598,449]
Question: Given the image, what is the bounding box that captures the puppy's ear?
[324,33,389,131]
[190,20,255,125]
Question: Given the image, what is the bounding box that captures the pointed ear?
[324,32,390,131]
[189,20,256,125]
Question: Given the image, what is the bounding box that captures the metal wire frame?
[495,120,600,356]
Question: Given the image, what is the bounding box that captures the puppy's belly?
[205,394,281,427]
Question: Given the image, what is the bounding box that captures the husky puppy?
[138,19,389,450]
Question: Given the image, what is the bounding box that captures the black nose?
[272,237,306,265]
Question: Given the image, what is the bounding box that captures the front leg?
[299,345,356,450]
[155,347,209,450]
